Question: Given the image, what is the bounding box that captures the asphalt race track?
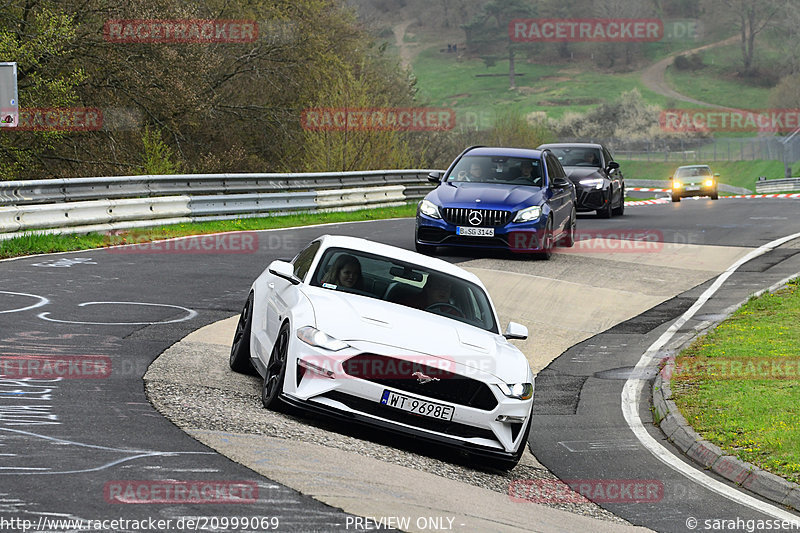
[1,197,799,532]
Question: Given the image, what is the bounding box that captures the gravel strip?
[146,370,628,524]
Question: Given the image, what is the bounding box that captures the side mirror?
[714,173,720,177]
[552,177,570,188]
[427,171,443,183]
[503,322,528,340]
[268,260,300,285]
[607,161,620,169]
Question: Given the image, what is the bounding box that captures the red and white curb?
[625,193,800,207]
[722,193,800,199]
[625,198,671,206]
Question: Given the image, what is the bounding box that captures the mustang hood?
[430,183,545,211]
[302,287,529,383]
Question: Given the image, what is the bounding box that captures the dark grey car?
[537,142,625,218]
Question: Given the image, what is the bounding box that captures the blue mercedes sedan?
[415,146,577,259]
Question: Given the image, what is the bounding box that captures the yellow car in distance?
[670,165,719,202]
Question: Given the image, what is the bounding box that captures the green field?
[411,46,677,122]
[402,24,781,134]
[664,44,776,110]
[672,279,800,484]
[619,159,797,190]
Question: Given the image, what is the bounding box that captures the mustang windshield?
[311,247,498,333]
[446,155,543,187]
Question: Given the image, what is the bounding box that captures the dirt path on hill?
[393,20,416,70]
[640,35,738,108]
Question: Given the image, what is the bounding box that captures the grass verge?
[0,204,417,260]
[672,278,800,484]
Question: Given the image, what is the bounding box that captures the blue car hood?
[429,182,546,211]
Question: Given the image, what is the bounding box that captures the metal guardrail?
[755,177,800,193]
[0,170,435,205]
[0,170,437,240]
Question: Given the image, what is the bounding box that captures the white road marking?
[37,301,197,325]
[31,257,97,268]
[0,427,215,475]
[0,291,49,314]
[622,231,800,521]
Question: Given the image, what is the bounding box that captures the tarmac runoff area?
[144,239,753,533]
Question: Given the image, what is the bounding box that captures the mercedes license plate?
[457,226,494,237]
[380,390,454,421]
[686,186,700,191]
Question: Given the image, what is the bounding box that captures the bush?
[141,127,180,175]
[549,89,709,151]
[674,53,704,71]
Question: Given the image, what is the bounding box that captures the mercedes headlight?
[672,181,683,189]
[296,326,349,351]
[419,199,441,219]
[579,178,604,189]
[496,382,534,400]
[513,205,542,223]
[704,179,714,187]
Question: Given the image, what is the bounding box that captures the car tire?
[711,192,719,200]
[415,241,436,255]
[597,194,613,218]
[481,414,532,471]
[230,293,256,374]
[558,208,576,247]
[261,321,290,411]
[612,188,625,216]
[671,194,681,203]
[535,218,554,260]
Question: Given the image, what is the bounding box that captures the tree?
[718,0,786,74]
[593,0,652,68]
[461,0,536,90]
[0,4,85,179]
[1,0,426,178]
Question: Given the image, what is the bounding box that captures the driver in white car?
[418,274,462,316]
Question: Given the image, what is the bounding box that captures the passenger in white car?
[321,254,363,290]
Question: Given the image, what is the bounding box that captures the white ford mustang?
[230,234,535,469]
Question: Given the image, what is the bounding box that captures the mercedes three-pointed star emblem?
[468,210,483,226]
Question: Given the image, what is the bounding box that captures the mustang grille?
[325,391,497,441]
[342,354,498,411]
[442,208,511,228]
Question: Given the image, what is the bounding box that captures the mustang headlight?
[672,181,683,189]
[419,199,441,219]
[704,179,714,187]
[296,326,349,351]
[513,205,542,223]
[496,382,534,400]
[579,178,604,189]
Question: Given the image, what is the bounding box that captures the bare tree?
[718,0,786,74]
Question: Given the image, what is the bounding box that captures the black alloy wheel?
[535,218,554,260]
[597,192,614,218]
[612,188,625,216]
[559,208,576,247]
[229,293,256,374]
[262,322,290,410]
